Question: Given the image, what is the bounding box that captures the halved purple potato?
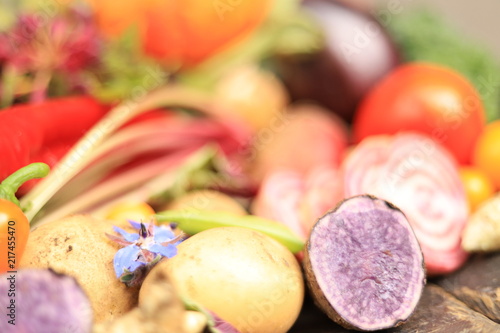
[303,194,425,331]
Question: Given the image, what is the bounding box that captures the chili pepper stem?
[0,162,50,207]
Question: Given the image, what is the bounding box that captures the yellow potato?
[165,190,247,216]
[214,64,289,132]
[142,227,304,333]
[20,215,139,323]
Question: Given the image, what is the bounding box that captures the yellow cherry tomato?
[0,199,30,273]
[106,201,156,226]
[473,120,500,190]
[459,166,495,212]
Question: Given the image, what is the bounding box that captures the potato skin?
[97,265,187,333]
[20,215,139,323]
[146,227,304,333]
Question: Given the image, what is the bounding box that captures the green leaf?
[87,27,170,103]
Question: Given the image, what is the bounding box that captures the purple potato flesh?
[0,268,93,333]
[304,195,425,331]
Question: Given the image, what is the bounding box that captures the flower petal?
[113,226,139,242]
[148,243,178,258]
[128,220,142,230]
[154,225,176,243]
[113,245,143,278]
[105,233,134,246]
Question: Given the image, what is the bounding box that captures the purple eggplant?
[274,0,400,122]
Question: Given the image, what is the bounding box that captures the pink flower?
[0,8,101,73]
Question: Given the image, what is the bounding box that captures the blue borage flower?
[106,220,184,287]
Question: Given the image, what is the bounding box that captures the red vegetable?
[29,140,78,167]
[353,63,485,164]
[248,103,349,183]
[0,96,107,183]
[342,133,469,275]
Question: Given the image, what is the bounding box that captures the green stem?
[156,210,305,253]
[182,296,218,332]
[0,162,50,207]
[20,85,222,222]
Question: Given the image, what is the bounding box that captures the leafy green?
[383,8,500,122]
[85,28,170,103]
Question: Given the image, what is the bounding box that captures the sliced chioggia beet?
[303,195,425,331]
[342,133,469,275]
[0,269,93,333]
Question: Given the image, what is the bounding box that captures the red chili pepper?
[0,163,49,273]
[0,96,108,183]
[29,140,79,167]
[16,140,78,195]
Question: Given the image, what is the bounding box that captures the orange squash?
[85,0,272,67]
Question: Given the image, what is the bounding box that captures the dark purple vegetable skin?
[303,195,425,331]
[273,0,400,122]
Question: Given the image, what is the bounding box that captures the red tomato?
[0,199,30,273]
[85,0,272,67]
[353,63,485,164]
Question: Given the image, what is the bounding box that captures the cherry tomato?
[106,201,156,227]
[85,0,272,67]
[0,199,30,273]
[353,63,485,164]
[473,120,500,190]
[459,166,495,212]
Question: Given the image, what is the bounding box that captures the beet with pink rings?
[342,133,469,275]
[303,195,425,331]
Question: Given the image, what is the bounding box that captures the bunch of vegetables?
[1,0,500,332]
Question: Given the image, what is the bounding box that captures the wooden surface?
[290,253,500,332]
[437,253,500,324]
